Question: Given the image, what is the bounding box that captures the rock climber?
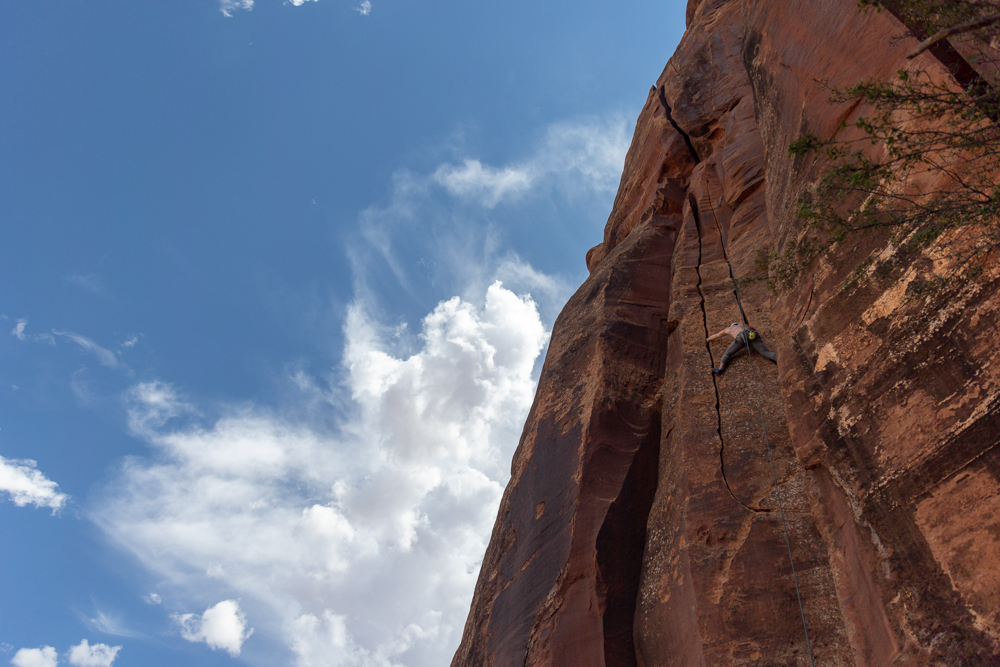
[707,322,777,375]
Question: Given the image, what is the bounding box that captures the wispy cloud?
[10,319,55,345]
[432,116,630,208]
[79,610,143,639]
[433,160,533,208]
[52,331,119,368]
[350,115,620,324]
[355,0,372,16]
[11,318,27,340]
[220,0,253,17]
[0,456,68,512]
[69,274,105,295]
[222,0,354,16]
[124,381,196,437]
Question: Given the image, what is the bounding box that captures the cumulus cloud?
[52,331,119,368]
[66,640,120,667]
[10,647,57,667]
[94,281,547,665]
[0,456,68,511]
[173,600,253,657]
[355,0,371,15]
[432,116,630,207]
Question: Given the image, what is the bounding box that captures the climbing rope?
[705,184,817,667]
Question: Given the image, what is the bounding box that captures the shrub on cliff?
[773,0,1000,293]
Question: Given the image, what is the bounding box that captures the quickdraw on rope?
[705,182,817,667]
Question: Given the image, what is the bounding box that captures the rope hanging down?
[704,184,817,667]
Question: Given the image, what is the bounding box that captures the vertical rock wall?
[745,0,1000,663]
[453,0,1000,665]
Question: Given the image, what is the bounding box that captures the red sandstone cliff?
[453,1,1000,665]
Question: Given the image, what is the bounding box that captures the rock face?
[452,0,1000,665]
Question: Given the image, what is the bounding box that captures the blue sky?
[0,1,686,665]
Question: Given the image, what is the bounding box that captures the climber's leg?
[750,337,777,363]
[712,339,745,375]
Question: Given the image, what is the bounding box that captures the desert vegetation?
[772,0,1000,292]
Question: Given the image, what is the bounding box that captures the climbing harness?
[705,184,817,667]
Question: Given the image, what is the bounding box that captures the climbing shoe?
[711,367,726,376]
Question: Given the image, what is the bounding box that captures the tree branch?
[907,14,1000,59]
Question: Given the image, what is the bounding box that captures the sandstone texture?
[453,0,1000,665]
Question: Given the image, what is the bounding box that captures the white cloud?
[0,456,68,511]
[433,160,533,208]
[142,593,162,605]
[70,368,98,406]
[173,600,253,657]
[220,0,253,17]
[492,255,571,323]
[124,381,195,437]
[360,117,627,244]
[355,0,371,15]
[80,611,140,639]
[10,647,57,667]
[67,640,120,667]
[52,331,119,368]
[432,116,630,207]
[347,116,620,329]
[120,336,139,349]
[94,281,547,666]
[288,612,350,667]
[538,118,633,191]
[223,0,334,15]
[11,319,27,341]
